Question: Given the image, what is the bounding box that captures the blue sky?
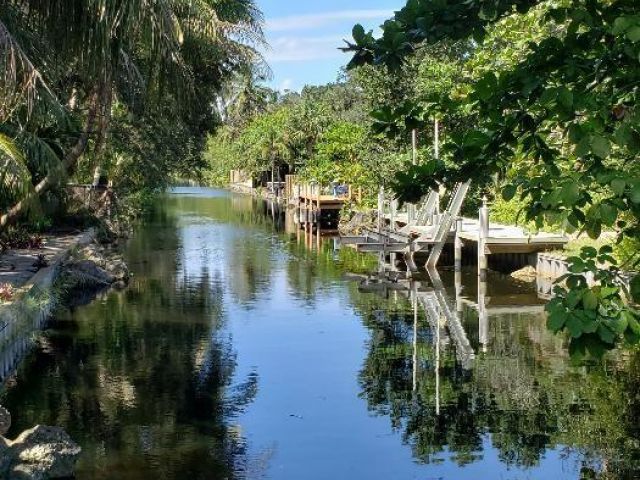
[258,0,403,92]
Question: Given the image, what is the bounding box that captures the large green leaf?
[590,135,611,159]
[582,290,598,310]
[630,275,640,304]
[597,324,616,344]
[547,310,567,332]
[566,314,583,338]
[502,184,517,201]
[611,178,626,197]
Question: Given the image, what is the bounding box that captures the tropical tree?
[344,0,640,356]
[238,108,290,181]
[0,0,266,226]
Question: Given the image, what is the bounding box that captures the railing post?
[390,199,398,233]
[377,186,385,235]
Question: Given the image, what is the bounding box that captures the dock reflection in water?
[0,188,638,480]
[345,245,639,477]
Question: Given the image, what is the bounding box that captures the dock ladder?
[426,181,471,268]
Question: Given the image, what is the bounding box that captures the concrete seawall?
[536,252,634,298]
[0,230,94,383]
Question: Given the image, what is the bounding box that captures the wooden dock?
[286,175,361,230]
[341,186,568,276]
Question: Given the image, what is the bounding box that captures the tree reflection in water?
[0,199,264,480]
[353,263,640,478]
[1,189,639,480]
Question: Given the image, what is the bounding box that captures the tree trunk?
[92,81,113,187]
[0,92,100,229]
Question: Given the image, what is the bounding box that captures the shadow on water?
[1,187,639,480]
[1,191,267,479]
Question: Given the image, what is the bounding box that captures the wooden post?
[478,196,489,280]
[316,183,321,228]
[377,186,385,236]
[390,199,398,233]
[455,217,463,272]
[434,119,442,217]
[271,157,275,198]
[412,281,418,393]
[411,129,418,165]
[434,118,440,161]
[407,129,419,224]
[478,275,489,354]
[455,268,463,314]
[435,313,441,416]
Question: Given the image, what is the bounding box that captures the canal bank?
[0,187,638,479]
[1,230,95,383]
[0,228,136,478]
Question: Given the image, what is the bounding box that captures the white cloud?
[278,78,294,92]
[266,9,393,32]
[266,35,346,63]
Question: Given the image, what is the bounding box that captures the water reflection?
[353,256,640,478]
[1,194,263,479]
[0,188,638,480]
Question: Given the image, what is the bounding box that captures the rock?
[339,210,378,235]
[1,437,11,476]
[104,257,129,282]
[64,260,115,287]
[0,405,11,435]
[78,245,106,268]
[510,265,538,282]
[8,425,81,479]
[76,243,129,283]
[58,259,115,307]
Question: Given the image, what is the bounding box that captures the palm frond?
[0,18,52,122]
[0,132,32,206]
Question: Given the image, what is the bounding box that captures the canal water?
[2,187,639,479]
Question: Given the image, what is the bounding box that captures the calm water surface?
[2,187,639,479]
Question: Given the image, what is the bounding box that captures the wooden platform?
[297,192,347,209]
[379,215,568,254]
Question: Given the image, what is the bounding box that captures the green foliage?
[0,226,44,252]
[315,122,366,163]
[238,107,291,173]
[491,193,532,229]
[547,246,640,359]
[348,0,640,355]
[1,0,266,225]
[296,121,378,195]
[204,78,408,205]
[202,128,239,187]
[343,0,541,68]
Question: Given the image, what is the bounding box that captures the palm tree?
[0,0,266,227]
[217,69,276,129]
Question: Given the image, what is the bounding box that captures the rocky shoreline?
[0,406,81,479]
[56,240,130,306]
[0,230,131,479]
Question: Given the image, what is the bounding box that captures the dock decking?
[342,187,568,276]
